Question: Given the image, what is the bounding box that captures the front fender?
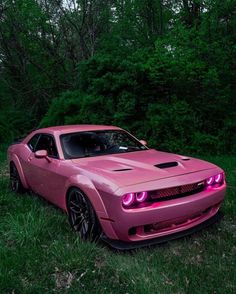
[10,154,29,189]
[65,174,118,240]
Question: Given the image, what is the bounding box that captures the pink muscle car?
[8,125,226,249]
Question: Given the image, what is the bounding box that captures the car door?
[24,134,65,204]
[20,133,40,187]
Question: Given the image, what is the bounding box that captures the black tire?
[10,162,25,193]
[67,188,101,241]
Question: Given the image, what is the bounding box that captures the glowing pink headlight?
[206,176,214,185]
[215,173,223,183]
[122,191,149,207]
[206,173,224,187]
[122,193,135,207]
[136,191,148,202]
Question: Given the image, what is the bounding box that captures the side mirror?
[35,150,51,162]
[139,140,147,146]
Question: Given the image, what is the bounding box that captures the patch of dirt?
[53,267,77,290]
[0,163,9,178]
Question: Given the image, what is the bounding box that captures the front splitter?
[100,211,223,250]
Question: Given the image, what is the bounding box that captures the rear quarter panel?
[8,143,30,189]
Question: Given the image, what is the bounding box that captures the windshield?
[60,130,147,159]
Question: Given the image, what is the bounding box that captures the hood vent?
[112,168,133,172]
[181,157,190,161]
[155,162,178,169]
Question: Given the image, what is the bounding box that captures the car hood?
[71,149,217,187]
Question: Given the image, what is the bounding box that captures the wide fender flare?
[64,175,119,240]
[65,174,109,219]
[65,175,118,239]
[11,154,29,189]
[65,175,119,239]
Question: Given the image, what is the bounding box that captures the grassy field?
[0,146,235,294]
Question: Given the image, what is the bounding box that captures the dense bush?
[41,88,233,154]
[40,33,236,154]
[40,91,113,127]
[0,1,235,154]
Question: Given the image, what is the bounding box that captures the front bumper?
[101,210,223,250]
[100,179,226,242]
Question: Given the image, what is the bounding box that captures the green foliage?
[41,35,235,153]
[0,106,34,144]
[146,100,195,152]
[0,0,235,153]
[40,91,113,127]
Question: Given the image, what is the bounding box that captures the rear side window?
[27,134,40,151]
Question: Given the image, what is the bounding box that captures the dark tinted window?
[27,134,40,151]
[60,130,147,159]
[35,134,58,158]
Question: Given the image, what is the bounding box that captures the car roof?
[33,125,122,135]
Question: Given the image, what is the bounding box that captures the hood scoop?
[112,168,133,172]
[155,162,178,169]
[181,157,190,161]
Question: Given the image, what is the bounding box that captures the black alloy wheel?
[67,188,101,241]
[10,163,24,193]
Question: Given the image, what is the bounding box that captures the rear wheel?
[10,163,25,193]
[67,188,101,241]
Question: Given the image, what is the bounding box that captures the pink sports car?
[8,125,226,249]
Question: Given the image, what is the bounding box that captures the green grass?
[0,149,235,294]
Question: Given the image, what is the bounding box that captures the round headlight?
[122,193,135,207]
[215,173,223,183]
[206,176,214,185]
[136,191,148,202]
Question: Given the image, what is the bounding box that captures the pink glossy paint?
[7,125,226,245]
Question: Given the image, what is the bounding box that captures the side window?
[27,134,40,151]
[35,134,59,158]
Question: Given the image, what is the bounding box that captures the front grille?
[150,181,205,202]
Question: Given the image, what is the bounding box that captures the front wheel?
[67,188,101,241]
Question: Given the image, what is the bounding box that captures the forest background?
[0,0,235,154]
